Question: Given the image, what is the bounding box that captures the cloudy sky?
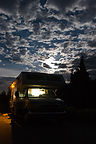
[0,0,96,82]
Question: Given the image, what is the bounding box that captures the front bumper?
[24,111,67,121]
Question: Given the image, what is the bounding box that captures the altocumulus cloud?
[0,0,96,19]
[0,0,96,81]
[0,0,18,14]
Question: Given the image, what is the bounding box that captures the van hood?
[27,98,64,113]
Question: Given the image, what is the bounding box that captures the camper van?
[9,72,65,121]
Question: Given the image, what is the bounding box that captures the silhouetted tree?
[70,56,89,107]
[79,56,86,71]
[70,56,89,85]
[0,90,10,113]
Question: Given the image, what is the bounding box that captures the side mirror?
[15,91,19,98]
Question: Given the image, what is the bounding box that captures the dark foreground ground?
[0,110,96,144]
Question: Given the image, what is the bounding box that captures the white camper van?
[9,72,65,121]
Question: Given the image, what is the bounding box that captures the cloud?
[75,0,96,22]
[0,67,20,77]
[43,63,51,69]
[46,0,96,22]
[40,0,47,7]
[79,0,96,14]
[51,63,67,68]
[0,47,4,55]
[0,0,18,14]
[0,0,96,82]
[0,0,40,18]
[46,0,77,11]
[88,40,96,48]
[58,64,67,68]
[19,0,40,17]
[0,0,96,23]
[33,21,40,35]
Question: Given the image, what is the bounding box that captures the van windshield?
[28,88,60,98]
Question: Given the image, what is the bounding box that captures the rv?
[9,72,65,122]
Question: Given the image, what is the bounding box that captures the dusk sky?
[0,0,96,82]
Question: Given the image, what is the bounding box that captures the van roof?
[11,72,65,89]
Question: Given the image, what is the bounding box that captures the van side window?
[19,90,26,98]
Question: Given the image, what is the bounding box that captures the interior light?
[28,88,45,97]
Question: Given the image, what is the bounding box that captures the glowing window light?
[28,88,45,97]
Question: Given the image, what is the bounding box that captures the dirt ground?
[0,112,96,144]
